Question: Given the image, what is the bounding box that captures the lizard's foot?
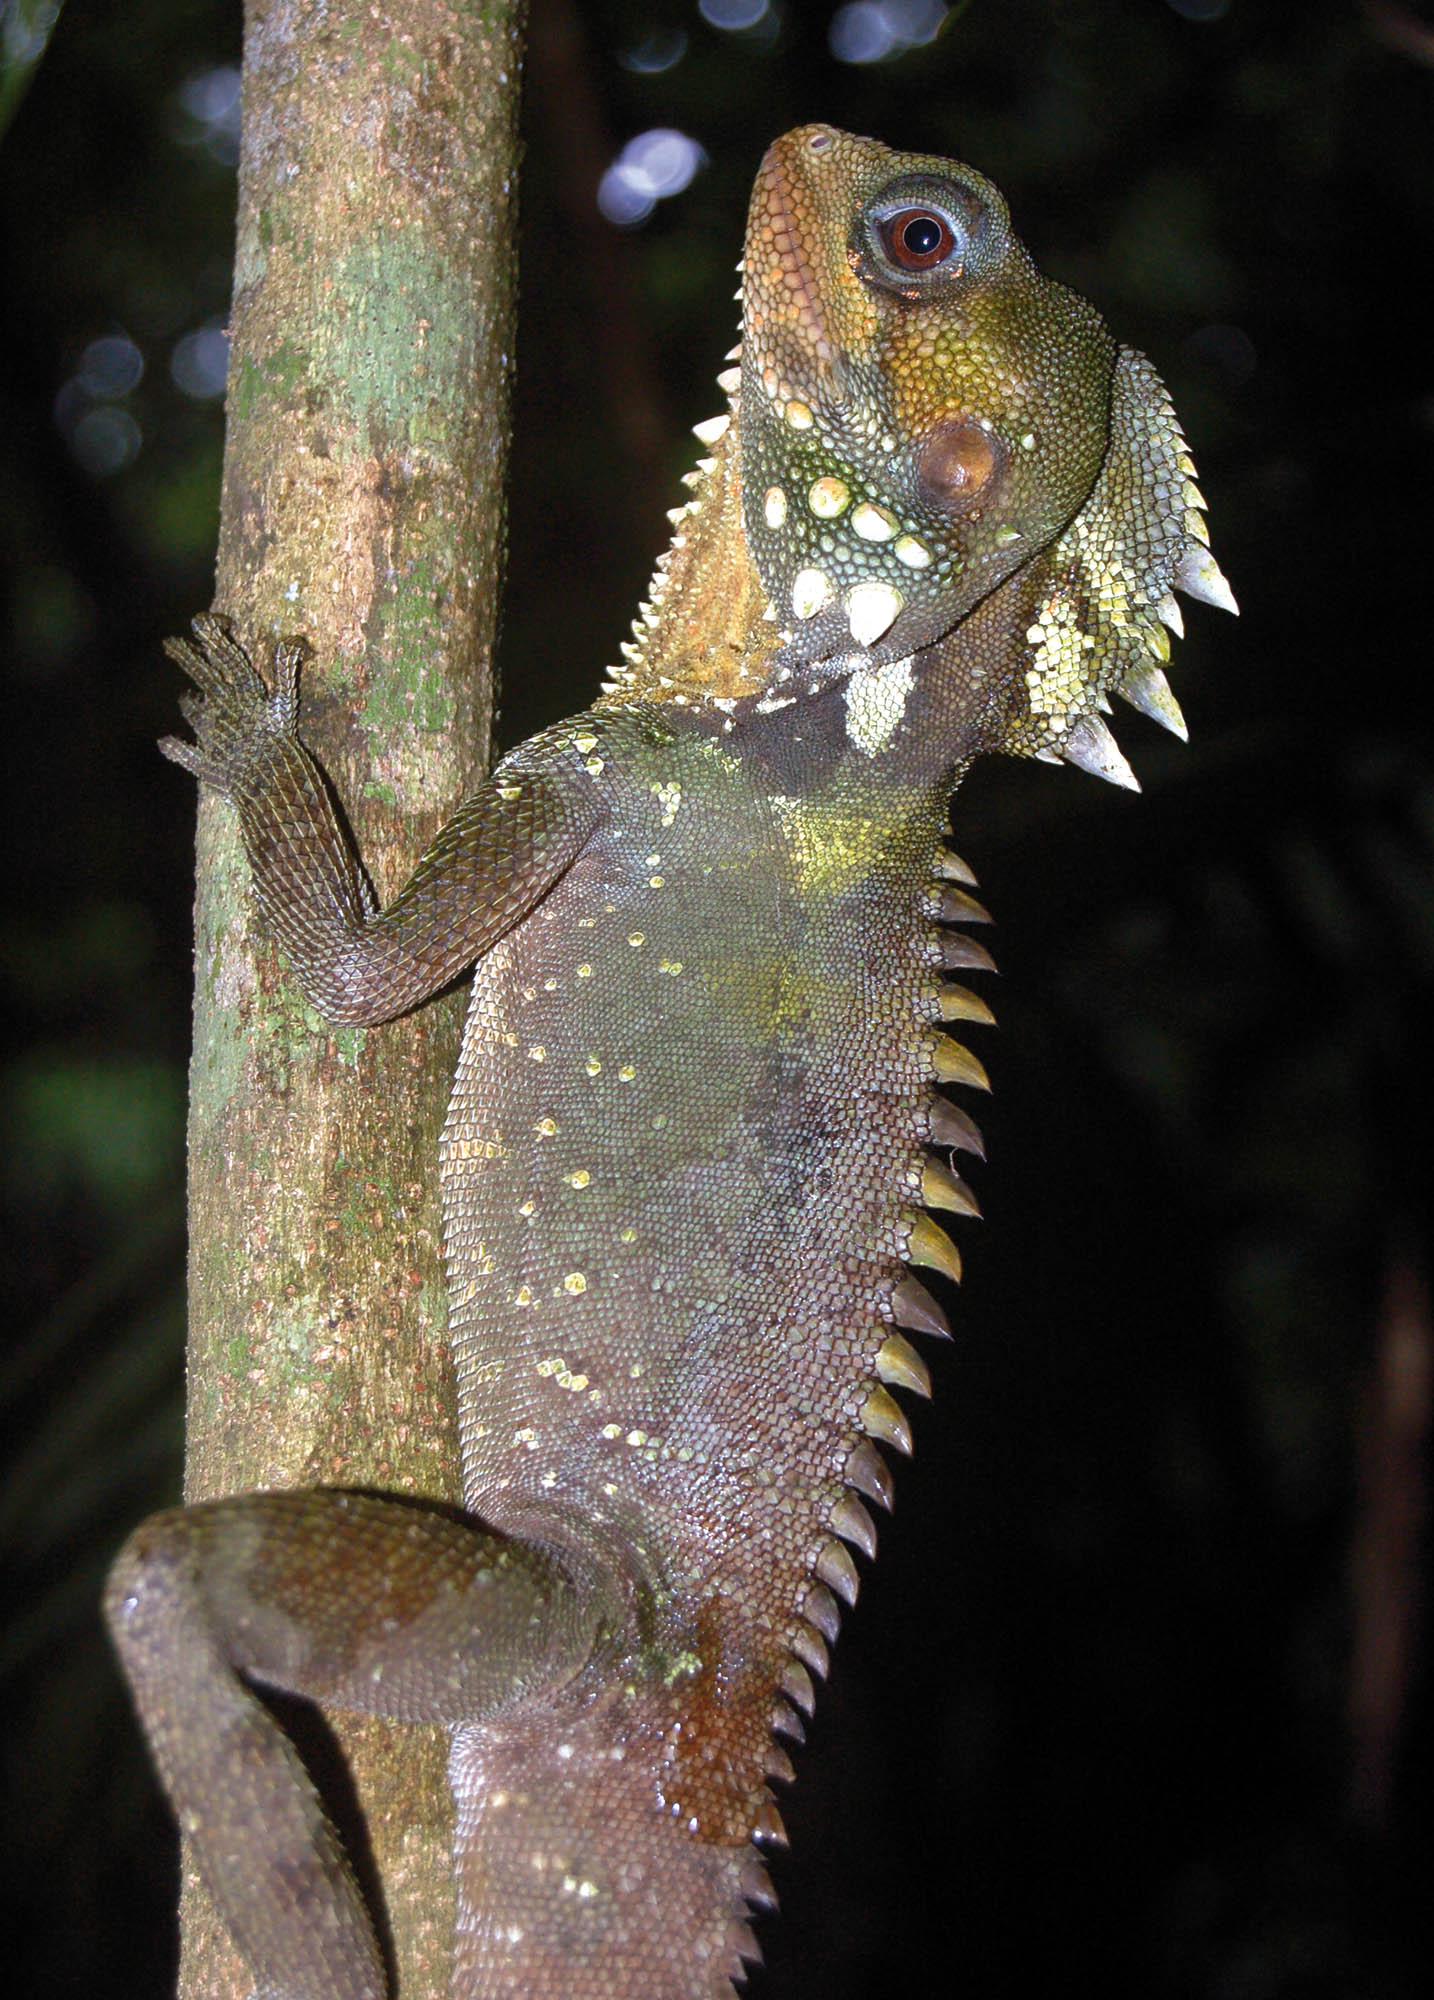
[161,614,309,797]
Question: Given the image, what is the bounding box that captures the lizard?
[105,124,1236,2000]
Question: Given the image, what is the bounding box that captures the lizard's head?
[738,125,1235,777]
[741,124,1110,665]
[606,126,1233,766]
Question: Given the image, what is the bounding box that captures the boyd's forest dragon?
[106,125,1235,1999]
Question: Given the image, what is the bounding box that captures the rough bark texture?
[180,4,526,1994]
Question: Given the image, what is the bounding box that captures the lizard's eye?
[861,179,987,291]
[879,207,959,273]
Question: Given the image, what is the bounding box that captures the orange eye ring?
[879,207,959,273]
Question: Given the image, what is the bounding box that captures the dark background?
[3,1,1431,1995]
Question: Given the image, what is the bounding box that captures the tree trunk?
[179,3,526,1994]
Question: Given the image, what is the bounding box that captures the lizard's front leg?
[106,1492,620,2000]
[161,616,600,1026]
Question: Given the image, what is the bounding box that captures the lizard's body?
[442,694,970,1986]
[107,127,1233,1998]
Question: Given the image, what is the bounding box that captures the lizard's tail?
[450,1678,782,1999]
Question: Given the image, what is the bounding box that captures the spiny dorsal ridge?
[1061,713,1140,790]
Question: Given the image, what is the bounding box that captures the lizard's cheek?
[916,419,1006,519]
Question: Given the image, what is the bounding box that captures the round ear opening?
[917,419,1006,517]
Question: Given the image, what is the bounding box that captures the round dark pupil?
[901,213,944,258]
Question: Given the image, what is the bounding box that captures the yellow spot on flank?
[528,1045,547,1062]
[619,1227,637,1242]
[585,1055,602,1076]
[535,1356,567,1377]
[628,933,645,947]
[808,475,850,518]
[626,1430,647,1447]
[646,853,661,866]
[658,959,683,975]
[535,1118,557,1136]
[648,875,665,888]
[574,733,598,754]
[497,784,522,800]
[764,486,787,529]
[565,1170,591,1188]
[564,1272,588,1295]
[585,758,605,775]
[445,1136,504,1162]
[515,1287,533,1306]
[518,1199,535,1216]
[783,400,813,429]
[618,1065,636,1081]
[651,781,681,825]
[577,964,592,978]
[601,1424,622,1440]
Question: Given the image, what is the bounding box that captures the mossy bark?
[180,4,526,1994]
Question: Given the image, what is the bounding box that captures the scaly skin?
[106,127,1234,1999]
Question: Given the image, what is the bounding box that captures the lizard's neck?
[596,400,785,713]
[592,389,1014,795]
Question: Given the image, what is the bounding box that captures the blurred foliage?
[0,1,64,139]
[2,1,1430,1996]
